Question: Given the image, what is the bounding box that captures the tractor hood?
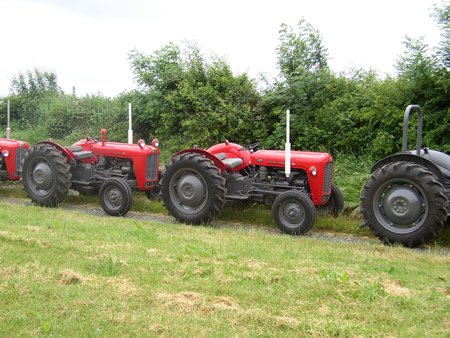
[0,138,29,150]
[251,150,332,169]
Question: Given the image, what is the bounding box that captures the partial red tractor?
[160,140,343,235]
[0,138,29,181]
[21,129,160,216]
[1,101,30,181]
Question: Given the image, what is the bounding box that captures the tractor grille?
[146,154,159,180]
[323,162,332,194]
[15,148,27,172]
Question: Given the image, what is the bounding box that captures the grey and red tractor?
[160,140,343,235]
[21,129,160,216]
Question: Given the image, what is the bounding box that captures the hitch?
[359,221,370,229]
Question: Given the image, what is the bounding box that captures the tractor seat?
[216,152,226,160]
[73,150,95,160]
[66,146,95,160]
[223,158,243,169]
[66,146,83,152]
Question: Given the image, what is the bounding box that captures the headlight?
[2,150,9,157]
[309,166,317,176]
[152,139,159,147]
[138,139,145,148]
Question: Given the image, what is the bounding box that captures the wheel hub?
[106,188,122,208]
[32,162,53,190]
[175,173,206,208]
[282,201,305,225]
[381,185,423,225]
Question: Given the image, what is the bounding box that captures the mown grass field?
[0,189,449,336]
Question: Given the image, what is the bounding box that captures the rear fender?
[35,141,75,164]
[372,154,445,182]
[171,148,228,172]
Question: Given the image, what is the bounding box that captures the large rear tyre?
[22,143,71,207]
[360,162,447,247]
[272,191,316,235]
[99,178,133,216]
[317,183,344,217]
[160,152,226,224]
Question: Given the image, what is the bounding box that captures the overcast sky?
[0,0,443,97]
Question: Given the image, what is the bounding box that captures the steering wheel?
[238,142,261,151]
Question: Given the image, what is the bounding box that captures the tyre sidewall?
[22,144,70,206]
[161,153,225,224]
[99,178,133,216]
[272,191,316,235]
[317,183,344,217]
[361,162,446,246]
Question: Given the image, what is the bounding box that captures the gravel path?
[0,195,447,255]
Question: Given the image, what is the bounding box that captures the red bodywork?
[37,135,159,191]
[0,139,30,180]
[175,142,333,206]
[250,150,333,205]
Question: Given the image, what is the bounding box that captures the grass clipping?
[157,291,241,314]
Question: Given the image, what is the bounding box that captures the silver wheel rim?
[103,186,124,211]
[28,158,55,196]
[278,199,306,229]
[169,168,208,215]
[373,178,428,234]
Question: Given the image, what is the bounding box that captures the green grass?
[0,201,448,336]
[332,152,375,208]
[1,180,449,247]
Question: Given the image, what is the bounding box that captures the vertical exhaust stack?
[285,109,291,178]
[128,103,133,144]
[6,100,11,139]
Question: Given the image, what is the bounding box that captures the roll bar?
[402,105,423,155]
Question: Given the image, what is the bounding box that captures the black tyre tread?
[272,191,316,235]
[360,162,447,247]
[22,143,71,207]
[160,152,226,224]
[317,183,344,217]
[98,178,133,216]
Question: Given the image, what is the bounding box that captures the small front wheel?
[317,183,344,217]
[99,178,133,216]
[272,191,316,235]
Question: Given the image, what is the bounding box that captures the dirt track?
[1,192,448,255]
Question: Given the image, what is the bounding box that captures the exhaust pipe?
[285,109,291,178]
[6,100,11,139]
[128,102,133,144]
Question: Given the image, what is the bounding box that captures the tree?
[395,2,449,152]
[128,42,261,150]
[7,69,63,125]
[263,20,334,150]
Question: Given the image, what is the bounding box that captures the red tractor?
[21,129,160,216]
[160,140,343,235]
[0,138,29,181]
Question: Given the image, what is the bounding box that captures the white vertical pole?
[285,109,291,178]
[6,100,11,139]
[128,102,133,144]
